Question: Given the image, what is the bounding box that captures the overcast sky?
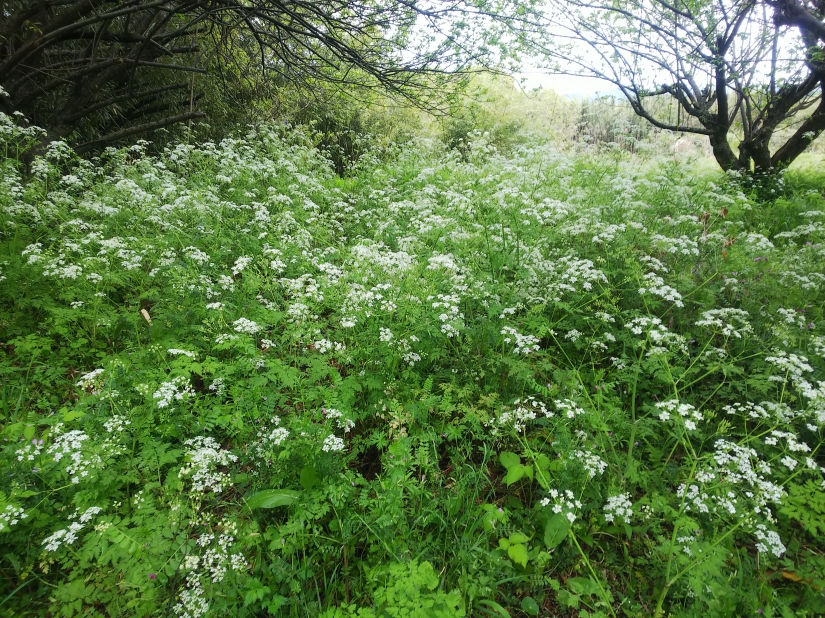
[514,71,618,97]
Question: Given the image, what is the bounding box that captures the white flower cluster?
[184,246,211,265]
[556,256,608,292]
[572,449,608,478]
[427,253,461,271]
[0,505,27,531]
[810,335,825,358]
[765,350,813,382]
[322,434,345,452]
[168,348,196,358]
[255,419,290,464]
[500,326,540,355]
[179,436,238,493]
[286,301,313,323]
[625,316,687,355]
[232,317,260,335]
[103,414,131,433]
[565,329,581,342]
[431,293,463,338]
[554,399,586,419]
[650,233,699,256]
[349,242,413,276]
[379,327,394,343]
[638,272,684,307]
[676,440,786,519]
[279,274,324,304]
[540,488,583,523]
[741,232,775,252]
[590,331,616,351]
[42,506,102,552]
[183,530,247,584]
[341,282,396,324]
[48,430,101,483]
[173,575,210,618]
[231,255,253,275]
[324,408,355,433]
[695,308,753,338]
[603,493,633,524]
[764,351,825,422]
[313,338,346,354]
[764,430,810,453]
[15,438,43,462]
[153,376,194,408]
[676,483,712,514]
[491,396,551,434]
[499,306,518,319]
[75,368,105,391]
[722,402,770,420]
[753,524,786,557]
[208,378,225,397]
[655,399,704,431]
[215,333,238,344]
[639,255,668,272]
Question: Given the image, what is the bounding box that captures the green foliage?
[1,111,825,618]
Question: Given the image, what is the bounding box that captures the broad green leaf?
[504,464,525,485]
[507,543,528,568]
[299,466,320,489]
[499,451,520,469]
[521,596,540,616]
[23,424,35,440]
[509,532,529,544]
[475,599,511,617]
[544,512,570,549]
[63,411,85,422]
[245,489,300,509]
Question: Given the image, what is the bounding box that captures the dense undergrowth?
[1,117,825,617]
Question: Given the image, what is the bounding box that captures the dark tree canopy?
[0,0,497,152]
[521,0,825,173]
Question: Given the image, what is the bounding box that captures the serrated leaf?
[507,543,528,568]
[523,465,533,482]
[499,451,520,469]
[568,576,600,596]
[245,489,300,509]
[544,512,569,549]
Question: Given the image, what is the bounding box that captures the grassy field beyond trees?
[1,104,825,617]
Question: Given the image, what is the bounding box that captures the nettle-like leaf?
[544,513,570,549]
